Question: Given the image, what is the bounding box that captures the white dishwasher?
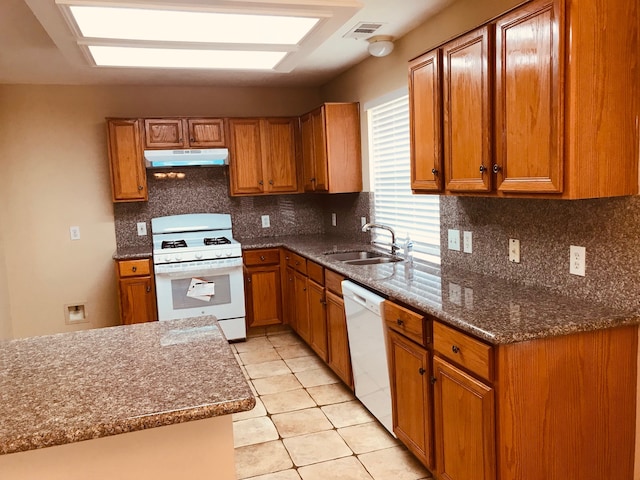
[342,280,395,436]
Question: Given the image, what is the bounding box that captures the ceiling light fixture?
[367,35,394,57]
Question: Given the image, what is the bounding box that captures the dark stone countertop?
[0,317,255,455]
[239,235,640,345]
[113,245,152,260]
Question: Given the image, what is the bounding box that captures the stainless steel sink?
[324,250,402,265]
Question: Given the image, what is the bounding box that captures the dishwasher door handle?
[347,293,368,308]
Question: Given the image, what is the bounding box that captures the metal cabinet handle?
[419,367,426,375]
[190,137,195,142]
[396,318,404,326]
[260,255,266,261]
[452,345,460,354]
[492,164,501,174]
[479,165,487,173]
[431,168,438,176]
[138,185,143,191]
[146,286,151,293]
[430,376,437,384]
[310,177,316,183]
[269,179,274,185]
[258,180,264,186]
[132,266,137,272]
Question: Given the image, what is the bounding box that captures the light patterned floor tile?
[295,367,340,388]
[261,388,317,414]
[358,446,431,480]
[321,401,375,428]
[297,456,374,480]
[284,355,325,373]
[245,360,292,379]
[233,416,279,447]
[282,430,353,467]
[271,407,333,438]
[276,343,314,360]
[252,374,303,396]
[233,397,267,421]
[306,383,355,406]
[268,333,304,348]
[240,348,282,366]
[235,336,275,353]
[235,440,293,479]
[245,470,302,480]
[338,422,399,454]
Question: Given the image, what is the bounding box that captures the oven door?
[154,258,245,340]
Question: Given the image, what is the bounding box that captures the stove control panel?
[153,246,242,264]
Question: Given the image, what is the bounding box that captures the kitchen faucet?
[362,223,399,255]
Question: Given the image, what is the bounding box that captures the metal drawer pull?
[132,266,137,272]
[260,255,266,261]
[452,345,460,354]
[396,318,404,326]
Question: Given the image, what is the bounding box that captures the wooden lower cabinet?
[308,279,328,361]
[433,356,495,480]
[243,249,283,328]
[387,329,433,469]
[116,259,157,325]
[325,290,352,389]
[293,270,310,343]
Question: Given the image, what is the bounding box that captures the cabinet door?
[325,290,353,389]
[244,265,283,328]
[118,276,157,325]
[143,119,186,149]
[187,118,226,147]
[107,119,147,202]
[300,112,316,192]
[310,108,329,192]
[409,50,443,192]
[228,119,265,195]
[495,0,562,194]
[443,26,493,193]
[283,265,297,331]
[387,329,433,469]
[293,271,310,343]
[263,118,299,193]
[307,280,328,361]
[433,356,495,480]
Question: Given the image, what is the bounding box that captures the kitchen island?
[0,316,255,479]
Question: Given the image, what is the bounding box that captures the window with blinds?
[368,94,441,264]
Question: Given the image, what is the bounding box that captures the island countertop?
[0,317,255,456]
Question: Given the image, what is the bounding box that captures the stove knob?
[195,252,203,259]
[175,254,182,261]
[216,252,223,258]
[164,255,172,263]
[225,250,232,257]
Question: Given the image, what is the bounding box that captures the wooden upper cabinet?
[228,117,299,196]
[106,118,147,202]
[144,118,185,149]
[187,118,226,147]
[443,26,493,193]
[301,103,362,193]
[495,0,562,194]
[144,118,226,149]
[409,50,443,192]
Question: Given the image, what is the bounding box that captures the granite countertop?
[0,317,255,455]
[113,245,153,260]
[239,235,640,345]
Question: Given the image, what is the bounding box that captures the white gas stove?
[151,214,246,341]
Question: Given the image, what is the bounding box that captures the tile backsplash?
[440,195,640,309]
[113,168,371,247]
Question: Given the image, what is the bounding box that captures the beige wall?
[0,84,320,339]
[321,0,524,191]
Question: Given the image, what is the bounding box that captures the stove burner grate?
[204,236,231,246]
[161,240,188,249]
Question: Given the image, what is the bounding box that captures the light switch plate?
[463,231,472,253]
[70,226,80,241]
[331,213,337,227]
[261,215,270,228]
[136,222,147,236]
[509,238,520,263]
[448,229,460,251]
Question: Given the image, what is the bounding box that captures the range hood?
[144,148,229,168]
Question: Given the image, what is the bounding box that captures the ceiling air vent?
[343,22,385,40]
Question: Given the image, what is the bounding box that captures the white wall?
[0,84,320,339]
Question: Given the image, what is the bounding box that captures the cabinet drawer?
[325,270,345,295]
[118,259,151,277]
[285,251,307,274]
[307,261,324,285]
[243,248,280,266]
[384,301,427,346]
[433,321,493,382]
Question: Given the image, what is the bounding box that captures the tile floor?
[231,330,432,480]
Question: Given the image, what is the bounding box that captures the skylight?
[64,3,321,70]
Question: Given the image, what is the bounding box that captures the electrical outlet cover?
[261,215,270,228]
[463,231,472,253]
[569,245,586,276]
[509,238,520,263]
[448,229,460,251]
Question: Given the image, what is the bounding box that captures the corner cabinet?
[228,118,300,196]
[243,249,283,328]
[116,259,157,325]
[410,0,639,199]
[301,103,363,193]
[106,119,148,202]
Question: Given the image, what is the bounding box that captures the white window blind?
[368,94,441,264]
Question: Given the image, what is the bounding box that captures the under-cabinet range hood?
[144,148,229,168]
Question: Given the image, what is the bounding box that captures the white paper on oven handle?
[187,277,215,301]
